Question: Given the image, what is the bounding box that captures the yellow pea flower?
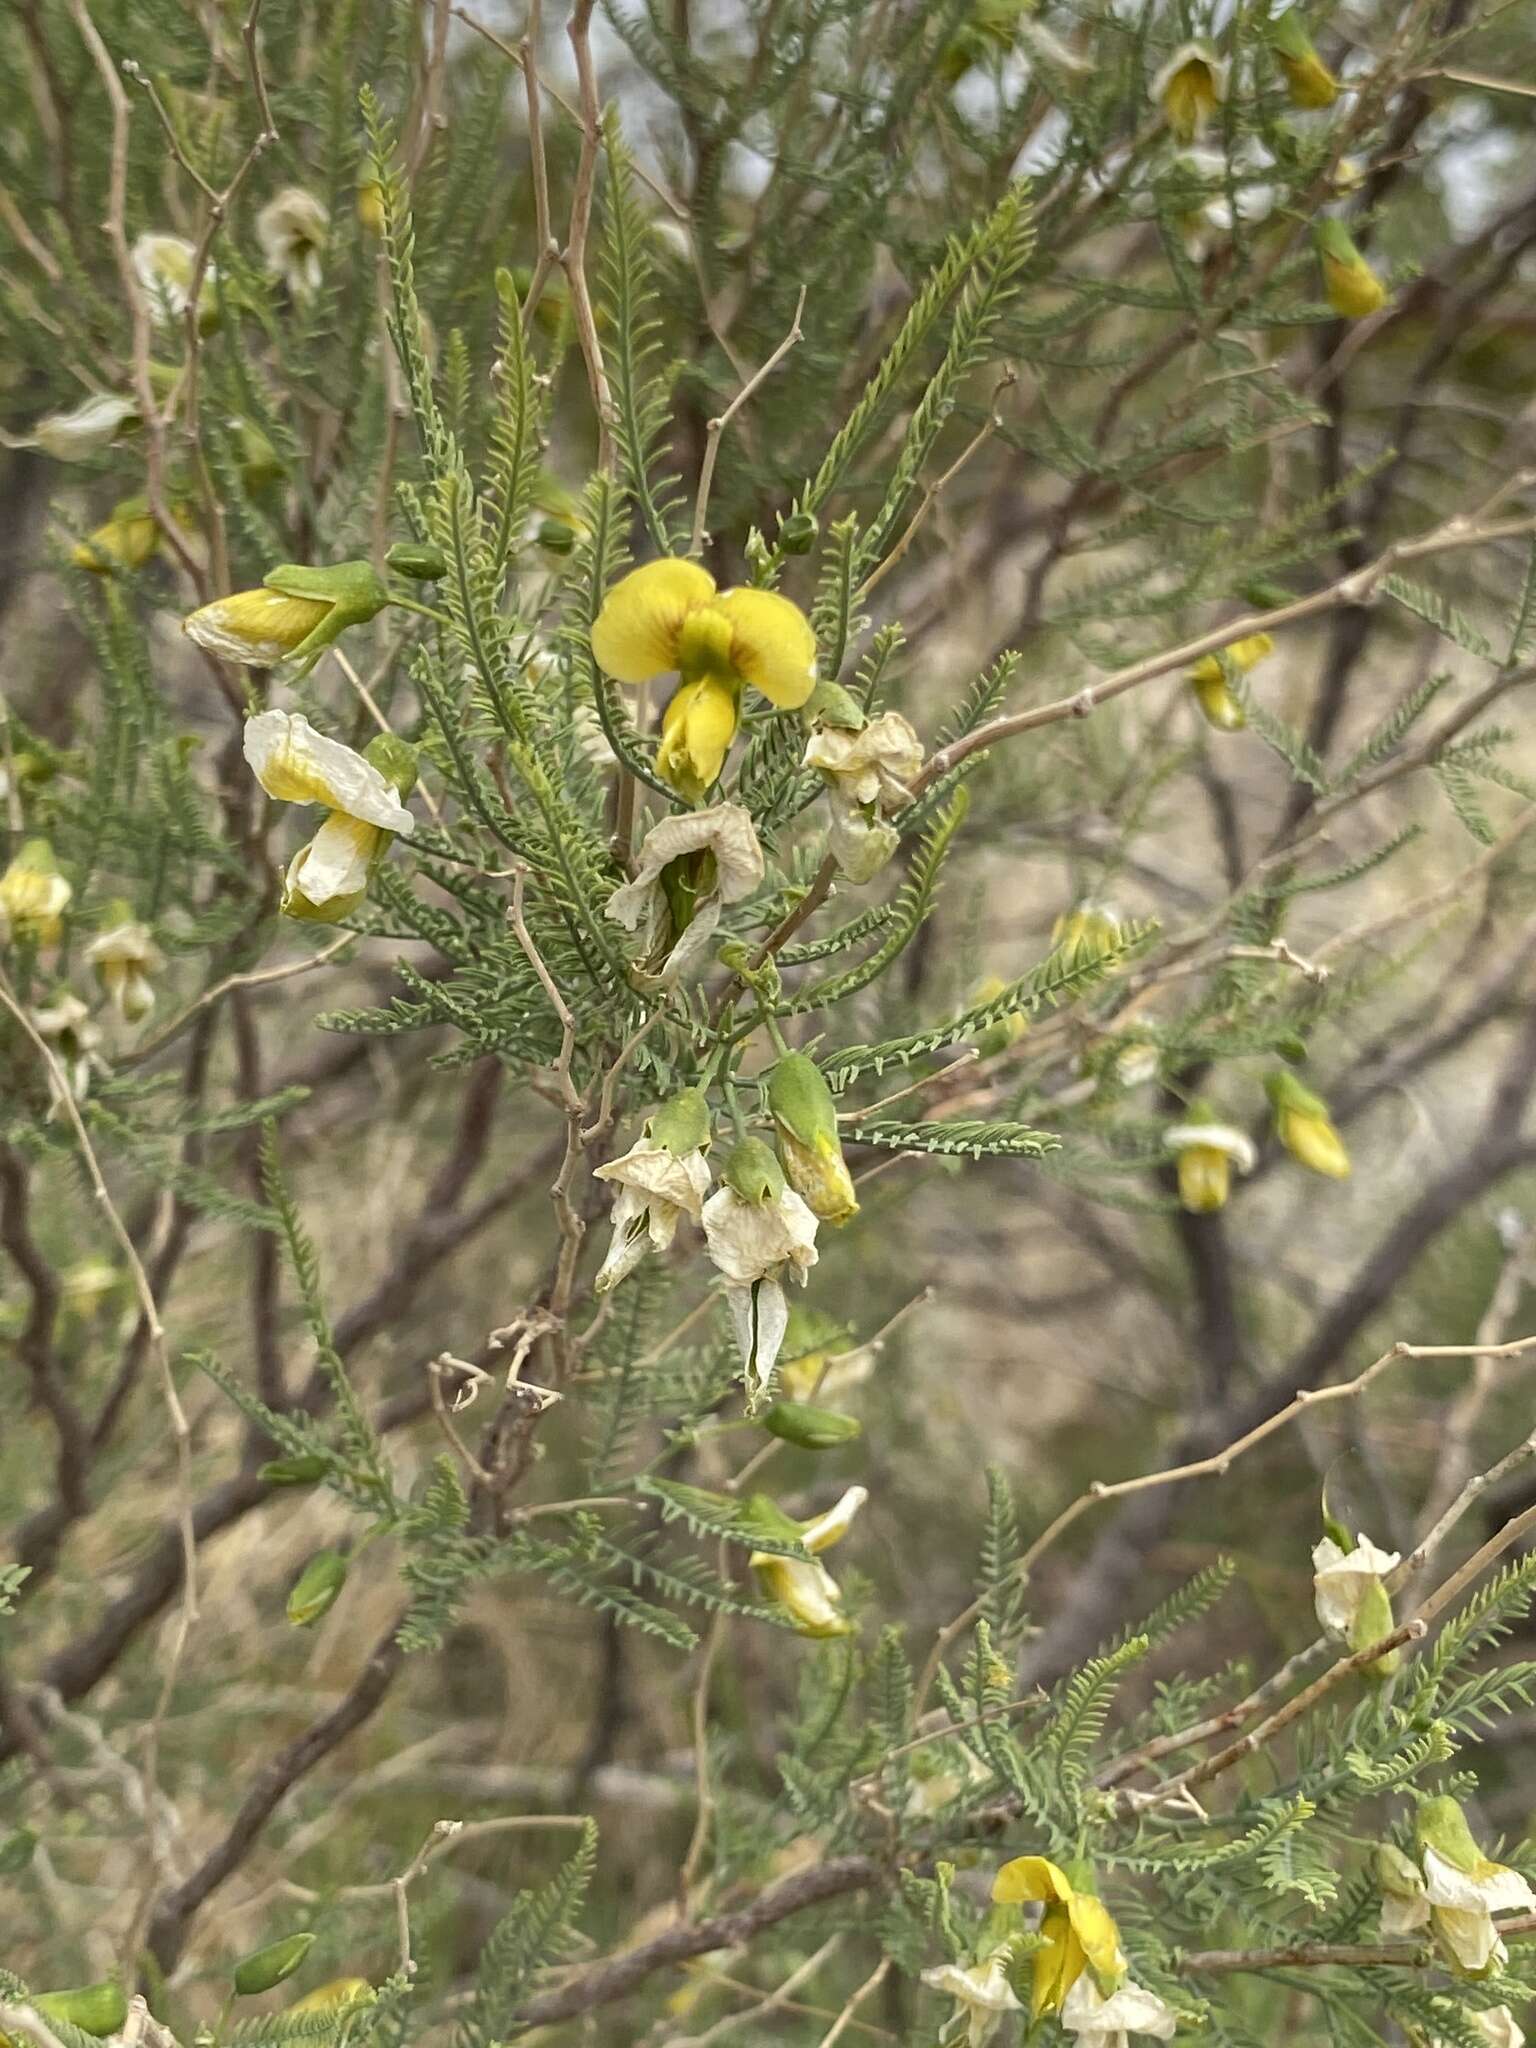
[1267,1070,1350,1178]
[592,560,817,797]
[184,560,390,671]
[1270,12,1339,108]
[1315,220,1388,320]
[991,1856,1124,2018]
[655,673,742,803]
[357,176,386,234]
[1166,1104,1256,1213]
[73,496,161,575]
[1187,632,1274,731]
[1150,42,1227,142]
[748,1485,866,1639]
[1052,902,1123,954]
[766,1051,858,1227]
[0,840,72,948]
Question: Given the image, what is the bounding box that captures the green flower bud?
[233,1932,317,1996]
[778,508,820,555]
[723,1136,785,1204]
[766,1053,858,1225]
[258,1454,330,1488]
[648,1086,711,1158]
[33,1986,129,2037]
[762,1401,863,1449]
[535,517,577,555]
[286,1550,347,1628]
[0,1828,37,1875]
[385,542,448,581]
[184,560,391,675]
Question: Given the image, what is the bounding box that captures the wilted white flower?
[804,711,923,882]
[1422,1848,1536,1973]
[702,1145,819,1397]
[132,232,216,324]
[1311,1532,1400,1639]
[592,1093,713,1294]
[32,393,137,462]
[920,1952,1023,2048]
[1060,1971,1178,2048]
[257,187,329,296]
[84,920,164,1024]
[31,993,106,1108]
[605,803,764,983]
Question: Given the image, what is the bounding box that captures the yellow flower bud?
[1267,1071,1350,1178]
[1315,220,1388,320]
[766,1052,858,1226]
[1270,12,1339,108]
[357,178,386,234]
[1187,632,1274,731]
[72,498,160,575]
[1167,1107,1256,1212]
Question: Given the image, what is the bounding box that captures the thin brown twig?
[690,286,807,557]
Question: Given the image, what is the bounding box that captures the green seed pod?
[34,1986,129,2037]
[286,1550,347,1628]
[384,541,448,581]
[233,1932,317,1996]
[258,1454,330,1488]
[762,1401,863,1449]
[723,1135,785,1204]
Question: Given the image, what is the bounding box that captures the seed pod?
[762,1401,863,1449]
[33,1986,129,2037]
[233,1932,317,1996]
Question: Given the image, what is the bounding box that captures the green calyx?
[33,1986,129,2037]
[262,559,391,670]
[1269,9,1320,60]
[385,541,448,581]
[766,1051,840,1151]
[803,678,866,731]
[648,1086,712,1157]
[1416,1795,1485,1875]
[364,731,419,800]
[724,1135,785,1203]
[1265,1068,1328,1118]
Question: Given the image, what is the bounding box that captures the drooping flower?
[1151,42,1227,141]
[1187,631,1275,731]
[992,1857,1124,2019]
[605,803,764,984]
[1269,12,1339,109]
[31,393,138,463]
[803,710,923,882]
[72,497,161,576]
[591,559,817,801]
[1060,1971,1178,2048]
[1377,1841,1431,1942]
[1412,1797,1536,1973]
[1053,902,1125,954]
[701,1136,819,1398]
[920,1952,1024,2048]
[242,711,416,924]
[31,994,106,1108]
[183,560,390,671]
[1315,219,1388,320]
[1313,1523,1402,1676]
[1267,1070,1350,1178]
[0,840,72,948]
[131,232,219,329]
[84,909,164,1024]
[748,1483,866,1638]
[765,1050,858,1226]
[257,187,329,296]
[592,1088,713,1294]
[1165,1103,1256,1213]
